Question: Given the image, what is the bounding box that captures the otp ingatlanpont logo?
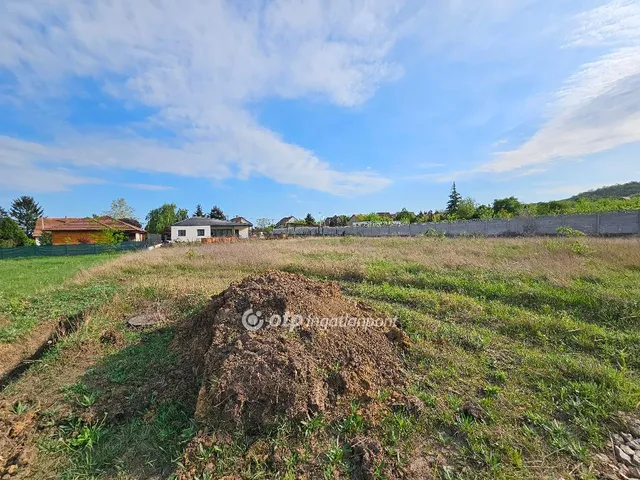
[241,308,264,331]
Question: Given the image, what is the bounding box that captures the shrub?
[422,228,445,238]
[556,226,585,237]
[0,217,29,247]
[39,231,53,246]
[570,241,590,255]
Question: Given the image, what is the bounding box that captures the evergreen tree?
[195,204,204,217]
[209,205,227,220]
[10,196,44,237]
[304,213,316,225]
[446,182,462,215]
[0,206,7,218]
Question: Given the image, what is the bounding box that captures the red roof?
[33,216,146,237]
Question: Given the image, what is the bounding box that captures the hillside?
[569,181,640,200]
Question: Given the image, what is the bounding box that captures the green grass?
[2,238,639,479]
[44,330,197,479]
[0,255,111,300]
[0,255,119,344]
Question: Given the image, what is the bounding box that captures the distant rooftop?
[33,216,146,237]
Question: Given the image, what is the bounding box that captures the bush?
[422,228,446,238]
[0,217,29,247]
[556,226,585,237]
[39,231,53,246]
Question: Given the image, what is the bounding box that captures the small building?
[347,214,361,226]
[33,216,147,245]
[276,216,298,228]
[171,217,252,242]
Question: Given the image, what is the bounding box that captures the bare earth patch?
[177,271,406,433]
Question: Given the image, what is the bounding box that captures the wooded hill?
[569,182,640,200]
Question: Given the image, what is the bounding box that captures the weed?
[382,411,415,446]
[556,226,586,237]
[490,370,507,384]
[300,413,326,438]
[11,400,29,415]
[337,401,366,436]
[483,385,501,398]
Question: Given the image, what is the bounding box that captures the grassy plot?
[0,237,639,479]
[0,255,110,301]
[0,255,118,344]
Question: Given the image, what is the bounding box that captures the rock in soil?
[616,445,633,467]
[126,313,163,327]
[175,271,405,433]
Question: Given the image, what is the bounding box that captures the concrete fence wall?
[273,212,640,238]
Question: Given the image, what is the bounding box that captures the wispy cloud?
[475,0,640,175]
[0,0,411,196]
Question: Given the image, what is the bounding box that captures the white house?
[171,217,252,242]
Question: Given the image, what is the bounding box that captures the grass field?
[0,255,110,301]
[1,237,639,479]
[0,255,116,344]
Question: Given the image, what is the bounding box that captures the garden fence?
[0,241,152,260]
[273,211,640,238]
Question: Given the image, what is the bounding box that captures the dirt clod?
[461,401,485,422]
[176,271,405,433]
[351,436,384,480]
[99,330,123,346]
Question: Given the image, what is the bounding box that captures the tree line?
[272,182,640,229]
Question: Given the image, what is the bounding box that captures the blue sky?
[1,0,639,225]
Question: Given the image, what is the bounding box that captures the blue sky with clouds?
[1,0,639,224]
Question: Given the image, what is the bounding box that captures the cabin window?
[178,230,186,237]
[197,229,205,236]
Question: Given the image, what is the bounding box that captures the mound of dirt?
[176,271,406,433]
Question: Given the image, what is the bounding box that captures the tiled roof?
[276,216,297,226]
[33,216,146,237]
[230,216,253,226]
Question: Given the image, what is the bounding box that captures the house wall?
[171,225,251,242]
[236,226,250,239]
[49,231,143,245]
[171,225,210,242]
[51,231,108,245]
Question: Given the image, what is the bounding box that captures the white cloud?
[476,0,640,174]
[0,0,409,195]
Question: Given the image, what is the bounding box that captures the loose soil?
[176,270,408,434]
